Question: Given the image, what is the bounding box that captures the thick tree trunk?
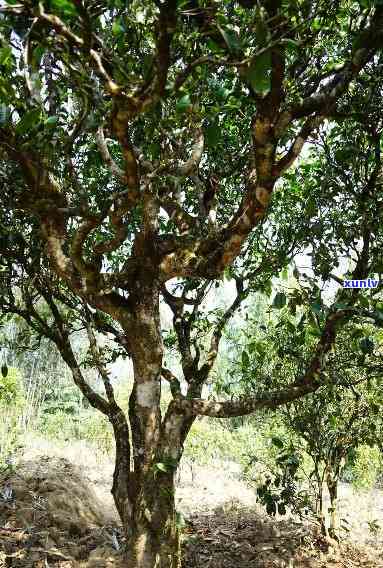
[109,402,182,567]
[124,472,180,568]
[326,450,346,541]
[108,273,183,567]
[111,432,181,568]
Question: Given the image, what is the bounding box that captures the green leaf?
[247,51,272,94]
[51,0,78,16]
[218,26,241,53]
[305,197,317,218]
[205,122,221,147]
[272,292,286,309]
[329,415,337,428]
[359,337,374,354]
[216,86,231,100]
[282,38,301,52]
[307,326,322,337]
[223,267,233,281]
[358,295,370,309]
[280,267,288,281]
[149,142,160,159]
[241,349,250,368]
[310,300,322,315]
[15,109,41,135]
[334,302,349,310]
[207,38,224,53]
[358,0,382,6]
[154,462,168,473]
[33,46,46,65]
[1,365,8,378]
[45,115,59,126]
[176,94,192,113]
[351,328,364,339]
[271,436,284,449]
[374,311,383,327]
[0,47,12,66]
[112,18,124,36]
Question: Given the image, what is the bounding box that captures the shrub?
[0,367,25,471]
[79,411,114,455]
[183,418,234,464]
[352,445,381,490]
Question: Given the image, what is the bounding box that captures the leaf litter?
[0,447,381,567]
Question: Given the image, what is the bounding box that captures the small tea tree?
[282,340,383,539]
[0,367,25,470]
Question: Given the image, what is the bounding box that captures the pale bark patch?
[137,383,157,408]
[292,136,305,155]
[163,414,183,458]
[47,234,70,274]
[220,233,244,266]
[135,533,148,566]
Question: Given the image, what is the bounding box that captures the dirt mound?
[0,456,122,566]
[183,508,383,568]
[0,453,382,567]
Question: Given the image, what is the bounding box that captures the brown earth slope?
[0,443,381,567]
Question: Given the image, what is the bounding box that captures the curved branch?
[177,128,204,176]
[161,367,182,398]
[96,127,126,183]
[289,8,383,120]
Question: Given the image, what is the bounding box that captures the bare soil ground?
[0,438,382,567]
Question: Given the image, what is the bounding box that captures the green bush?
[183,418,235,464]
[183,418,268,476]
[0,366,24,405]
[38,410,80,441]
[352,445,381,490]
[38,407,114,454]
[79,411,114,455]
[0,367,25,471]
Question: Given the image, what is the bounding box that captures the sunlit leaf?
[247,51,272,94]
[176,94,192,113]
[272,292,286,309]
[15,109,41,135]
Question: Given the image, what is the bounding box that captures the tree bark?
[108,275,182,567]
[124,471,180,568]
[110,414,182,567]
[110,439,180,567]
[326,468,339,540]
[314,469,326,535]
